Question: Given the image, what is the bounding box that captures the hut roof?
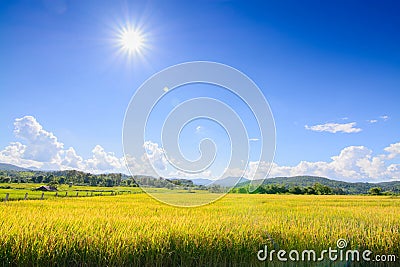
[36,185,57,191]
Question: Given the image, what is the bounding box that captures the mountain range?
[0,163,31,172]
[190,177,249,187]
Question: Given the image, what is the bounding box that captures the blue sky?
[0,0,399,182]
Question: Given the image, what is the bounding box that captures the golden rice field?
[0,192,399,266]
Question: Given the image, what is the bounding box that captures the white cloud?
[60,147,84,170]
[368,115,390,123]
[384,142,400,160]
[356,156,386,179]
[144,143,400,182]
[329,146,371,178]
[0,116,174,176]
[0,142,42,169]
[143,141,167,171]
[387,164,400,180]
[124,154,160,177]
[0,116,128,173]
[249,138,259,142]
[85,145,124,173]
[380,115,389,121]
[195,125,203,133]
[305,122,362,133]
[13,116,64,162]
[247,145,399,182]
[0,142,26,161]
[222,166,248,179]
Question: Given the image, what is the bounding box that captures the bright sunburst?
[117,25,146,56]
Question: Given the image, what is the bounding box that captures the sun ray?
[116,24,147,57]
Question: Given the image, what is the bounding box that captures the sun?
[117,25,146,56]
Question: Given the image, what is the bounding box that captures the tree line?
[0,170,138,187]
[0,169,398,195]
[230,183,396,195]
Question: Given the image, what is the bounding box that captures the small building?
[35,185,58,191]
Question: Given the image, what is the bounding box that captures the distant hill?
[236,176,400,194]
[190,177,249,187]
[210,177,249,187]
[0,163,31,172]
[191,178,213,186]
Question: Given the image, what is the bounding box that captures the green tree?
[47,180,58,189]
[44,174,54,183]
[58,176,65,184]
[238,187,248,194]
[304,186,316,195]
[289,186,304,194]
[369,187,382,195]
[35,175,44,183]
[313,183,332,195]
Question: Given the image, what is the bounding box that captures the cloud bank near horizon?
[0,116,399,182]
[0,116,125,174]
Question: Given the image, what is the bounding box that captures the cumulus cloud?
[13,116,64,162]
[247,145,399,182]
[59,147,84,170]
[0,116,66,169]
[0,116,179,176]
[0,142,42,169]
[85,145,124,172]
[139,142,400,182]
[305,122,362,133]
[384,142,400,160]
[0,142,26,161]
[143,141,167,171]
[0,116,128,173]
